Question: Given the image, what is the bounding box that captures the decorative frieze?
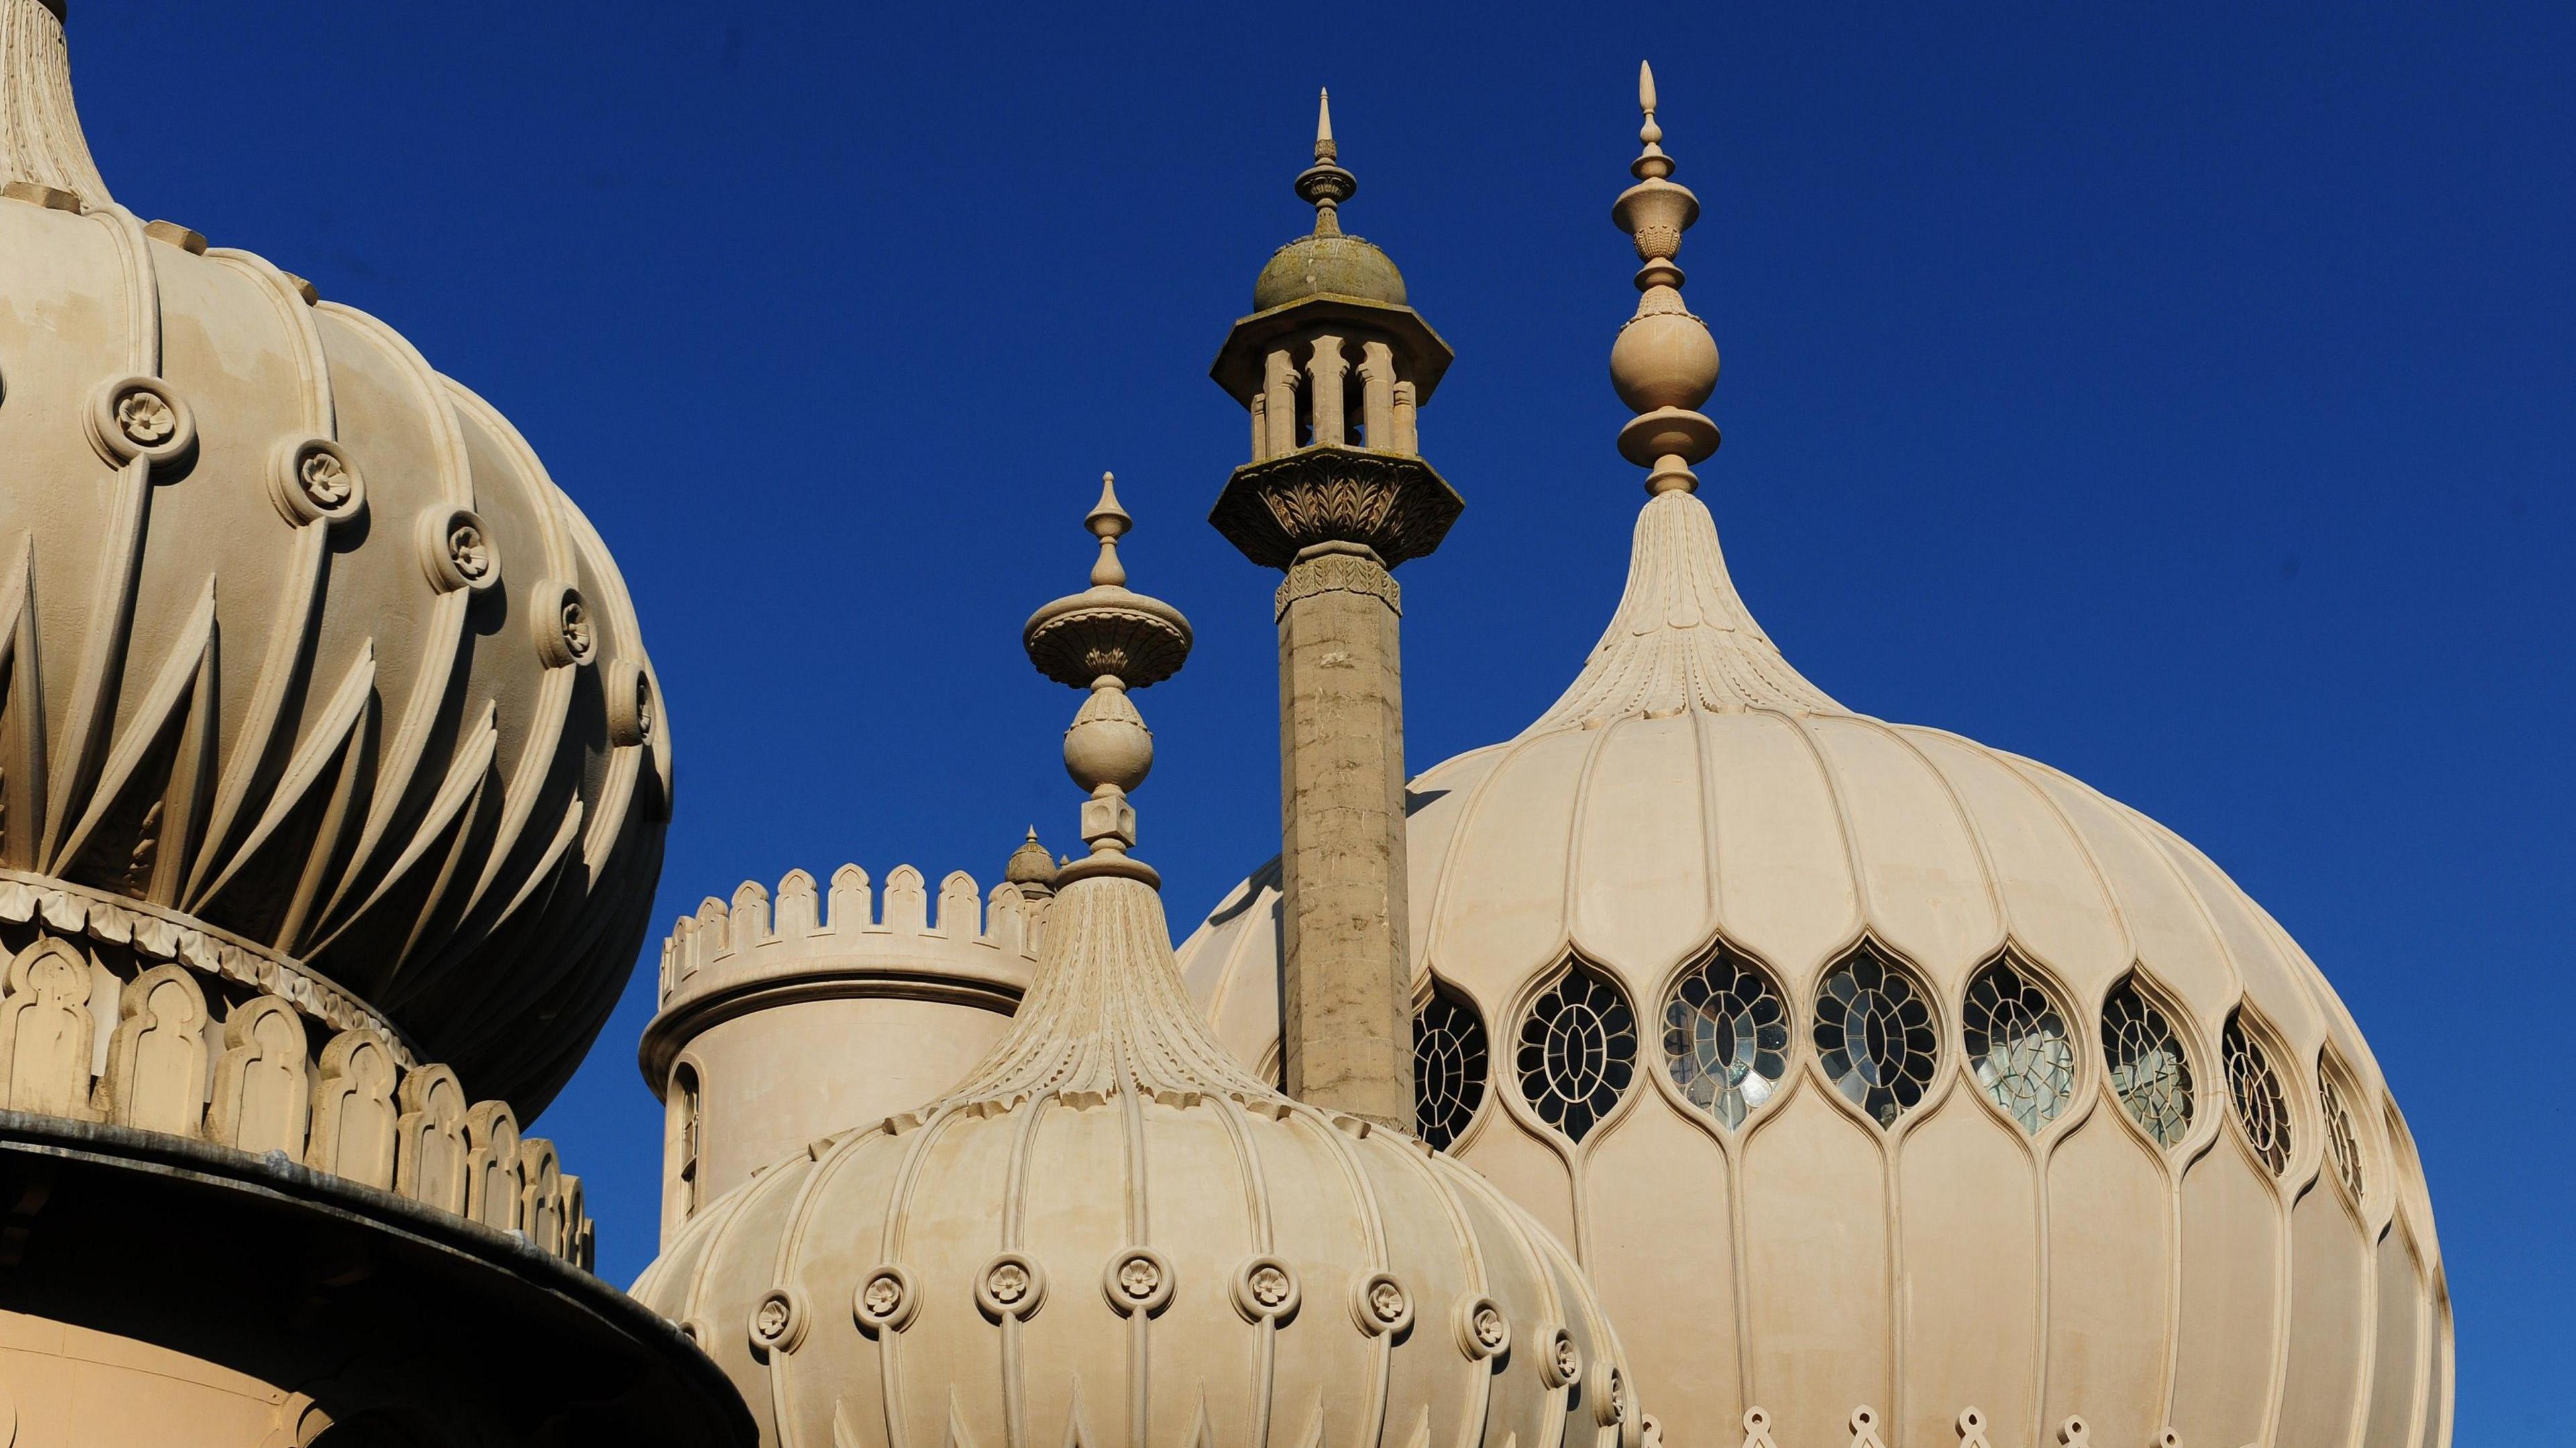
[1275,547,1399,620]
[1209,445,1462,571]
[0,932,592,1266]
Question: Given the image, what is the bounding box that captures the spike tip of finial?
[1293,88,1359,236]
[1609,62,1721,494]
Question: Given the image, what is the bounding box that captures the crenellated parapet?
[651,862,1044,1030]
[0,926,592,1266]
[640,860,1050,1242]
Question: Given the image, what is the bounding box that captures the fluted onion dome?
[0,1,669,1113]
[637,480,1643,1448]
[1179,64,2448,1448]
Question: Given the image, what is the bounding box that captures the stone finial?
[1022,476,1193,887]
[1609,60,1722,495]
[1294,88,1359,235]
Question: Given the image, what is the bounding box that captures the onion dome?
[0,1,670,1113]
[1251,91,1410,311]
[637,479,1644,1448]
[1180,64,2449,1448]
[1004,826,1061,899]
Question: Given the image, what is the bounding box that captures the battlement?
[642,865,1044,1094]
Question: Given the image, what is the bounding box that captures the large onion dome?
[0,2,670,1112]
[1180,66,2450,1448]
[638,482,1642,1448]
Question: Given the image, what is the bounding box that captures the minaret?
[1208,94,1460,1129]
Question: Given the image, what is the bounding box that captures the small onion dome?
[1254,232,1410,311]
[1251,89,1411,311]
[0,3,669,1113]
[1177,66,2448,1448]
[637,480,1644,1448]
[1004,828,1060,895]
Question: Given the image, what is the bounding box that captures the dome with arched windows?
[1179,482,2451,1448]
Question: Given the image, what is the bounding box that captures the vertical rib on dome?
[1521,487,1841,734]
[1,0,110,203]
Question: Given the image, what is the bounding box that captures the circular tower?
[1181,66,2451,1448]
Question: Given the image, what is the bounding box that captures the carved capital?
[1210,446,1463,571]
[1276,551,1401,620]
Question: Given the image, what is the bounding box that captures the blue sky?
[66,1,2570,1432]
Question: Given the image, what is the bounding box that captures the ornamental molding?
[1210,446,1462,571]
[0,867,416,1065]
[1275,551,1400,620]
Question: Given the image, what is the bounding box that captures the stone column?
[1358,341,1397,450]
[1305,335,1350,447]
[1273,542,1410,1126]
[1264,349,1300,457]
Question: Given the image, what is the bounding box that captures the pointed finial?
[1293,87,1359,237]
[1087,472,1131,587]
[1022,478,1194,887]
[1609,62,1720,494]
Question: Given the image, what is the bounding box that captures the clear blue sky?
[67,1,2569,1433]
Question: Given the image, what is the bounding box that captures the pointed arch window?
[1413,985,1488,1151]
[1814,946,1938,1127]
[2222,1013,2292,1175]
[2319,1062,2364,1201]
[1515,962,1637,1144]
[2102,980,2194,1148]
[1660,947,1788,1129]
[672,1062,703,1218]
[1963,956,2074,1133]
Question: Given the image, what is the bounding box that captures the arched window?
[1660,948,1788,1129]
[1962,956,2074,1133]
[2319,1062,2364,1201]
[2101,980,2194,1148]
[1515,962,1636,1144]
[1814,946,1938,1127]
[2222,1013,2292,1175]
[1413,985,1488,1151]
[672,1061,703,1218]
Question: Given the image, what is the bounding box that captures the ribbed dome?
[1180,487,2451,1448]
[0,3,670,1113]
[1253,232,1409,312]
[637,860,1640,1448]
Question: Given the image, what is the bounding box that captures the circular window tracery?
[2102,981,2194,1149]
[2222,1013,2292,1175]
[1515,962,1636,1144]
[1962,957,2074,1133]
[1814,947,1938,1127]
[1414,987,1489,1151]
[1660,948,1788,1129]
[2319,1065,2363,1201]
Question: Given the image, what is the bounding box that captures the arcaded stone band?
[1275,552,1401,621]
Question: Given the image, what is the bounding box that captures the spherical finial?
[1293,87,1360,237]
[1610,62,1721,494]
[1087,472,1131,587]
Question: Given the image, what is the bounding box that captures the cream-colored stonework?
[1181,65,2453,1448]
[639,487,1645,1448]
[643,861,1046,1243]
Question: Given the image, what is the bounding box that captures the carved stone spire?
[1022,472,1192,889]
[1295,89,1358,237]
[1517,62,1843,734]
[1610,60,1720,495]
[0,0,110,205]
